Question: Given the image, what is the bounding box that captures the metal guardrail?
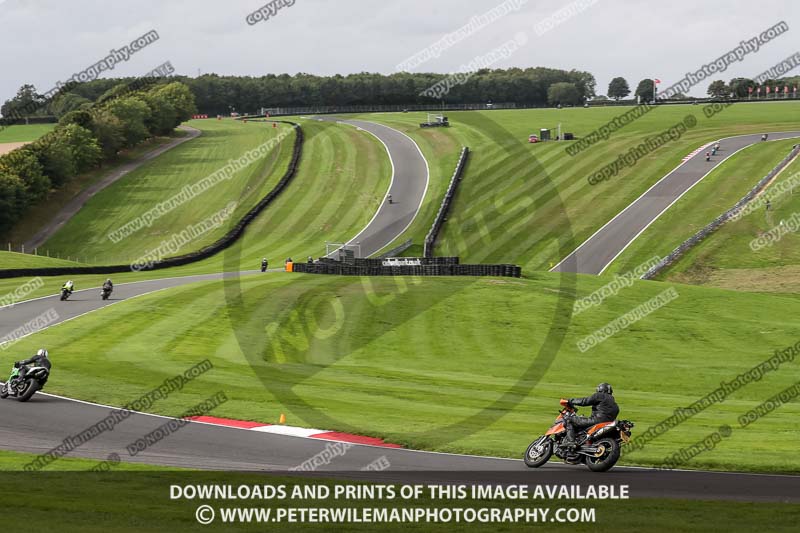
[424,147,469,258]
[376,238,414,259]
[642,143,800,280]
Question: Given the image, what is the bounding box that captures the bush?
[0,81,196,238]
[106,96,152,147]
[0,171,27,235]
[0,147,49,203]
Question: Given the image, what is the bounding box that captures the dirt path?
[24,125,201,250]
[0,141,29,155]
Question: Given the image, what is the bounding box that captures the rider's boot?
[563,423,577,450]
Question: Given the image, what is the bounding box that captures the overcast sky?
[1,0,799,105]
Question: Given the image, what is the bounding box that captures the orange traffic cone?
[279,413,286,424]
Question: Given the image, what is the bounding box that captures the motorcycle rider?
[103,278,113,292]
[261,258,268,272]
[62,280,74,294]
[11,348,51,387]
[563,383,619,450]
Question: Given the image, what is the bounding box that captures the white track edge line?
[550,131,800,273]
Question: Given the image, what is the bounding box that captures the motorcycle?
[60,287,72,301]
[1,364,50,402]
[524,399,634,472]
[101,286,112,300]
[261,262,268,273]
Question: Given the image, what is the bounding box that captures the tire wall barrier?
[293,257,521,278]
[641,143,800,280]
[0,121,304,279]
[424,147,469,258]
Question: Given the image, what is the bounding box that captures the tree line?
[0,81,196,236]
[3,68,597,119]
[603,75,800,102]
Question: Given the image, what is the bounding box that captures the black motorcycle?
[60,287,72,301]
[101,286,112,300]
[1,364,50,402]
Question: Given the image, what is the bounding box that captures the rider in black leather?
[13,348,51,384]
[563,383,619,449]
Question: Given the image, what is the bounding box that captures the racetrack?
[1,121,798,501]
[314,117,429,257]
[552,131,800,275]
[0,390,797,502]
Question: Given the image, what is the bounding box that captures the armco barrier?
[0,121,304,279]
[424,147,469,258]
[292,257,520,278]
[376,238,414,259]
[642,143,800,280]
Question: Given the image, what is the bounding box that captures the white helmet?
[36,348,48,358]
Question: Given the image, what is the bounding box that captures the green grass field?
[660,154,800,290]
[0,448,180,471]
[0,251,85,269]
[0,123,55,142]
[24,118,389,270]
[7,103,799,275]
[352,102,800,271]
[0,118,390,303]
[608,138,800,275]
[2,132,187,249]
[40,119,294,264]
[8,271,800,473]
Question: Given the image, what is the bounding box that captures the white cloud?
[1,0,798,104]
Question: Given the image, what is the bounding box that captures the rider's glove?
[567,399,576,408]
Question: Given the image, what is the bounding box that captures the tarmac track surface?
[313,116,428,257]
[0,122,796,501]
[552,131,800,274]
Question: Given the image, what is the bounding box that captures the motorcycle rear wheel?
[524,438,553,468]
[585,438,620,472]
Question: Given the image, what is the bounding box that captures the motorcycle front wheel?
[524,437,553,468]
[17,381,40,402]
[0,384,8,399]
[585,438,620,472]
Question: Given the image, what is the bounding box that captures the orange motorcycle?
[524,399,634,472]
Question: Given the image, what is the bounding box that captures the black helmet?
[596,382,613,394]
